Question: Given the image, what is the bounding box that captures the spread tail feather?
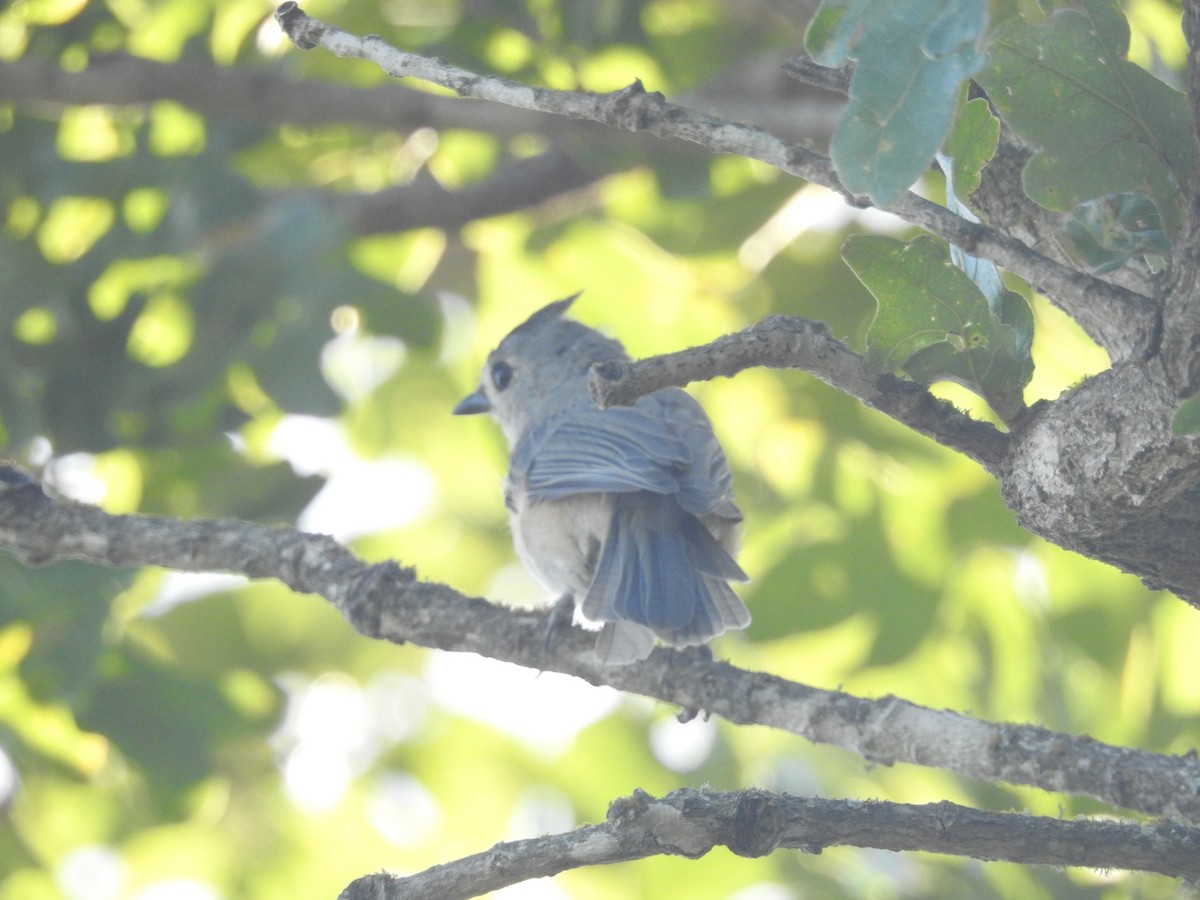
[581,494,750,657]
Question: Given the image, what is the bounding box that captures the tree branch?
[587,315,1010,476]
[782,53,852,94]
[784,53,1159,300]
[338,787,1200,898]
[273,2,1157,363]
[0,52,840,152]
[3,468,1199,827]
[0,54,575,138]
[329,147,601,235]
[1160,0,1200,394]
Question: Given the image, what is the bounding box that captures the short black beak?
[452,387,490,415]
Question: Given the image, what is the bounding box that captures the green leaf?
[806,0,987,206]
[977,0,1191,233]
[844,234,1031,421]
[942,97,1000,198]
[1172,395,1200,436]
[936,110,1033,381]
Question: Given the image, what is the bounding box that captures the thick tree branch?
[3,468,1199,827]
[339,788,1200,898]
[1160,0,1200,394]
[587,316,1009,476]
[1001,359,1200,608]
[273,2,1156,363]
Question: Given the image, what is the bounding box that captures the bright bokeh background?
[0,0,1195,897]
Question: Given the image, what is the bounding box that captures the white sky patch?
[1012,548,1051,614]
[506,785,577,840]
[321,328,406,404]
[436,291,477,365]
[56,845,124,900]
[283,741,353,815]
[143,414,434,615]
[649,714,717,772]
[267,414,350,477]
[739,183,908,272]
[727,885,800,900]
[273,673,376,814]
[268,414,436,541]
[0,744,18,805]
[362,670,433,743]
[367,771,443,846]
[44,452,107,504]
[424,654,620,756]
[142,571,249,617]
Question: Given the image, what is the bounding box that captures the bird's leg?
[675,644,714,722]
[543,592,576,653]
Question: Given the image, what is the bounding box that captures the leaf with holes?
[844,234,1031,422]
[977,0,1190,233]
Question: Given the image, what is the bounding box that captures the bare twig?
[0,54,581,138]
[272,2,1157,362]
[3,468,1199,826]
[332,147,600,235]
[338,787,1200,898]
[782,53,851,94]
[587,315,1010,475]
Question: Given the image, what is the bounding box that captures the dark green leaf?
[937,106,1033,381]
[844,234,1031,421]
[942,97,1000,198]
[977,0,1191,233]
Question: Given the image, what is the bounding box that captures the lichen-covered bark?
[1002,359,1200,605]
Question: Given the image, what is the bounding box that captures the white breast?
[506,484,612,600]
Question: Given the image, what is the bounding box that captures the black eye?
[491,360,514,392]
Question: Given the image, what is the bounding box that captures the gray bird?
[453,295,750,664]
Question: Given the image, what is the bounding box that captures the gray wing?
[511,389,740,521]
[651,388,742,521]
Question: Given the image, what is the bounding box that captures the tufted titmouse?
[453,295,750,664]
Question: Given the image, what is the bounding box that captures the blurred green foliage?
[0,0,1195,898]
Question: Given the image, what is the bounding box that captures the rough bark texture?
[1001,360,1200,605]
[994,0,1200,607]
[339,789,1200,898]
[6,469,1200,827]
